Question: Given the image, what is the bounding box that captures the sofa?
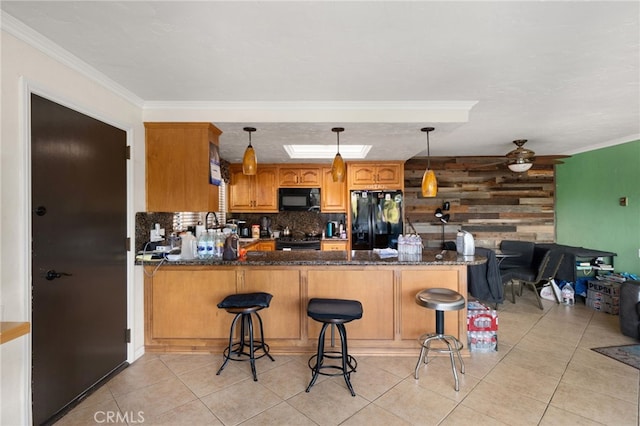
[620,280,640,340]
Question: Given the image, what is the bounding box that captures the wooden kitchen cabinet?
[321,240,348,251]
[145,268,237,343]
[278,166,321,187]
[348,162,404,190]
[145,122,221,212]
[245,240,275,251]
[242,269,301,339]
[228,164,278,212]
[307,270,395,340]
[321,166,347,212]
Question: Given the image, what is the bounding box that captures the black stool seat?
[216,292,274,381]
[414,288,466,391]
[306,298,363,397]
[307,298,363,322]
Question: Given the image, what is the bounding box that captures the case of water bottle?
[467,300,498,352]
[397,234,423,262]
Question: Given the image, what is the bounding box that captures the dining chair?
[501,248,564,309]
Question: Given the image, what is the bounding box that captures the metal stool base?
[414,332,465,391]
[216,310,274,381]
[306,322,357,396]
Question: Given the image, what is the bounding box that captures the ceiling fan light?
[508,161,533,173]
[242,127,257,175]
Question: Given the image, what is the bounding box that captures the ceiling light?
[420,127,437,197]
[507,158,533,173]
[506,139,534,172]
[331,127,346,182]
[242,126,257,175]
[283,144,371,159]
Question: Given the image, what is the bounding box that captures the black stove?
[275,236,321,251]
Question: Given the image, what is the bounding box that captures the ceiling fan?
[462,139,567,172]
[505,139,535,172]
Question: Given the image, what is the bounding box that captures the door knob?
[45,270,72,281]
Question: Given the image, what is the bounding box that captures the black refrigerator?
[350,190,403,250]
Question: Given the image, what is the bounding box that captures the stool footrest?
[222,341,272,362]
[307,351,358,377]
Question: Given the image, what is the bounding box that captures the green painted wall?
[556,139,640,275]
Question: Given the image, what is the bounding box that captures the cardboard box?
[586,298,619,315]
[587,280,621,296]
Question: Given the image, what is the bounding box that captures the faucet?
[205,212,219,229]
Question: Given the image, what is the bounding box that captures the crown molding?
[2,11,145,109]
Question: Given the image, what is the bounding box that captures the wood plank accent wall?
[403,157,556,249]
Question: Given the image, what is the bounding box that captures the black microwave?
[279,188,321,211]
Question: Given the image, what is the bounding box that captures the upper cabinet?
[228,165,278,212]
[145,122,221,212]
[348,162,405,190]
[278,166,321,187]
[321,167,347,212]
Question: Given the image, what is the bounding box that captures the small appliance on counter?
[260,216,271,238]
[326,221,337,238]
[456,230,475,256]
[237,220,250,238]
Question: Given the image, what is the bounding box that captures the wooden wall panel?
[404,157,556,249]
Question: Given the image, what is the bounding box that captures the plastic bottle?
[215,230,224,259]
[206,229,215,259]
[197,232,208,259]
[180,231,196,260]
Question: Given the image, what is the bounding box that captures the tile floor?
[57,290,639,425]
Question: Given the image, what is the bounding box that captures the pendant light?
[420,127,437,197]
[242,126,257,175]
[331,127,346,182]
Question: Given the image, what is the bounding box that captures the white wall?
[1,29,145,425]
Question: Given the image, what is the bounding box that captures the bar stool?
[216,292,274,381]
[414,288,466,391]
[305,298,363,397]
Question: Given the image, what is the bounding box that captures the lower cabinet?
[146,268,236,342]
[321,240,348,251]
[144,264,467,354]
[242,269,301,339]
[307,270,394,340]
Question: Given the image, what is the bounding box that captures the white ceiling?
[2,1,639,164]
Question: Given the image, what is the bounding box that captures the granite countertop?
[137,249,486,267]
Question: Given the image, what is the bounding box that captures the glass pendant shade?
[331,153,345,182]
[242,145,257,175]
[421,169,437,197]
[420,127,437,197]
[242,127,257,175]
[331,127,346,182]
[507,160,532,172]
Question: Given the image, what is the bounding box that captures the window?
[172,181,226,230]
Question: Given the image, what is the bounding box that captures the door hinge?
[125,145,131,160]
[125,328,131,343]
[126,237,131,251]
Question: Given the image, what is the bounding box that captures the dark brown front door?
[31,94,128,425]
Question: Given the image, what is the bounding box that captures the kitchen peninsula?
[143,250,484,356]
